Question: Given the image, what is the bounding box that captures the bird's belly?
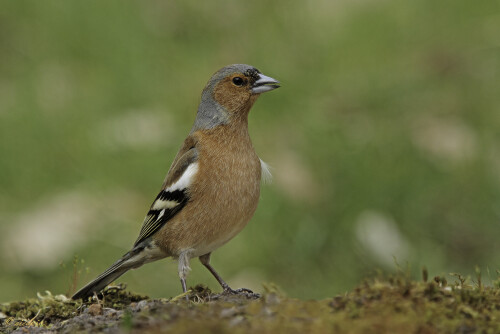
[158,159,261,257]
[189,179,260,256]
[190,224,244,257]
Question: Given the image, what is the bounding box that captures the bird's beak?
[251,73,280,94]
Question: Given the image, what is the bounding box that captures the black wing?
[133,188,188,246]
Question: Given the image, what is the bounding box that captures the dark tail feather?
[72,248,145,300]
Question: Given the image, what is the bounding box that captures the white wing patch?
[260,159,272,184]
[167,162,199,191]
[152,199,180,210]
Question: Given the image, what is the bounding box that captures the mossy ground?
[1,270,499,334]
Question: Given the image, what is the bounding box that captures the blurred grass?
[0,0,499,302]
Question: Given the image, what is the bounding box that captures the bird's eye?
[232,77,244,86]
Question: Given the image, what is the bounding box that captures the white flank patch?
[152,199,179,210]
[260,159,273,184]
[168,163,199,191]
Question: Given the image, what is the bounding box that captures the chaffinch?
[72,64,279,300]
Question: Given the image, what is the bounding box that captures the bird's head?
[193,64,279,131]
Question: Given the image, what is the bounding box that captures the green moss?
[95,284,149,309]
[0,284,148,332]
[1,272,499,333]
[0,291,79,330]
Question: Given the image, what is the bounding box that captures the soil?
[1,272,499,334]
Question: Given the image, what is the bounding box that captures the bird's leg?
[199,253,230,291]
[199,253,259,298]
[180,277,187,293]
[178,250,192,301]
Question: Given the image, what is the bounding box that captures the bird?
[72,64,279,300]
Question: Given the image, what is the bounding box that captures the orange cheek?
[213,81,251,113]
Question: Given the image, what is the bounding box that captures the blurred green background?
[1,0,499,302]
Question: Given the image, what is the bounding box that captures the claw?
[222,287,261,299]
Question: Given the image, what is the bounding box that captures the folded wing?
[134,146,199,247]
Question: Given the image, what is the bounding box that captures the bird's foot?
[221,287,261,299]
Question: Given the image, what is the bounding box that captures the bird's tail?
[72,244,161,300]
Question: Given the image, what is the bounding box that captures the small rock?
[87,303,103,316]
[130,299,150,312]
[228,315,245,327]
[103,307,119,317]
[220,307,237,318]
